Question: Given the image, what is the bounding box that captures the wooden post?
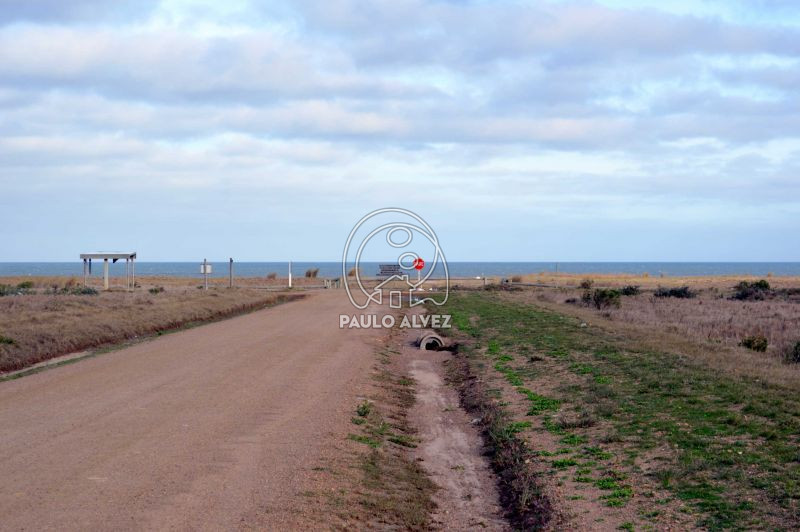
[103,259,109,290]
[229,258,233,288]
[203,258,209,290]
[131,257,135,289]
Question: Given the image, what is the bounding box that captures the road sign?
[378,264,402,277]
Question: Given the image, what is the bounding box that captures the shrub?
[511,275,522,283]
[305,268,319,278]
[148,286,165,294]
[16,281,34,289]
[348,267,360,277]
[581,291,592,306]
[68,286,98,295]
[584,288,621,309]
[786,342,800,364]
[266,272,277,280]
[741,335,768,352]
[356,400,372,417]
[579,278,594,289]
[654,286,695,299]
[621,285,640,296]
[0,335,14,345]
[732,280,772,301]
[0,284,33,296]
[753,279,771,290]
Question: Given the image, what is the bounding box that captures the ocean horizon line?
[2,260,800,264]
[2,261,800,278]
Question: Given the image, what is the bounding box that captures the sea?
[1,262,799,279]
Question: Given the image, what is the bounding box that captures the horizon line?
[2,260,800,264]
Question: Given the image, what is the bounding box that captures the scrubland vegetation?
[552,277,800,366]
[0,276,301,373]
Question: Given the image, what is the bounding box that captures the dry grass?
[0,274,326,291]
[548,280,800,364]
[508,284,800,390]
[605,293,800,359]
[514,272,800,290]
[0,276,302,372]
[309,327,437,529]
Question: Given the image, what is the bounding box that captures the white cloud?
[0,0,798,260]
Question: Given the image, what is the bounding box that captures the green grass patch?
[440,292,800,529]
[506,420,532,433]
[387,434,418,448]
[602,486,633,507]
[348,433,381,448]
[517,387,561,415]
[552,458,579,469]
[560,434,588,445]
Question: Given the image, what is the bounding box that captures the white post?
[132,257,135,289]
[203,258,209,290]
[288,260,292,288]
[103,259,109,290]
[83,259,87,287]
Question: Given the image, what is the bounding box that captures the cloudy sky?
[1,0,798,261]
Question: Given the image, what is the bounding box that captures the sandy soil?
[0,291,389,530]
[403,327,509,531]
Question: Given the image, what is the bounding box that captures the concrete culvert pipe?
[418,333,445,351]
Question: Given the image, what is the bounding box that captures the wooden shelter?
[80,252,137,290]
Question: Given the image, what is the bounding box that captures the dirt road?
[0,291,384,530]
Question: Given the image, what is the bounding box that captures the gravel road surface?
[0,291,384,530]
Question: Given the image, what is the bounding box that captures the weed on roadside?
[341,341,436,529]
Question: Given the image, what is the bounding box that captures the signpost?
[201,259,212,290]
[229,258,233,288]
[378,264,402,277]
[413,257,424,283]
